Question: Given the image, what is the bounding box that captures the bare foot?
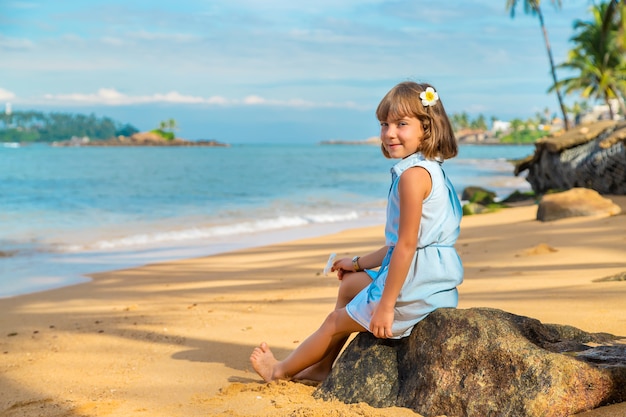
[250,342,279,382]
[292,364,330,383]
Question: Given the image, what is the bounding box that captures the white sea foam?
[61,211,363,252]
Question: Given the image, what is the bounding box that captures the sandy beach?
[1,198,626,417]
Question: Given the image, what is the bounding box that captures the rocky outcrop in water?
[515,120,626,195]
[52,131,229,147]
[314,307,626,417]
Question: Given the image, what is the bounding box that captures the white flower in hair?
[419,87,439,107]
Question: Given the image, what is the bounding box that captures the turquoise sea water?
[0,143,534,298]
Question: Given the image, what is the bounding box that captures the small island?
[320,136,381,145]
[0,111,229,147]
[52,131,229,147]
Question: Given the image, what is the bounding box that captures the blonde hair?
[376,81,458,160]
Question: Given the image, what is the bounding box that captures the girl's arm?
[354,245,388,270]
[332,245,388,279]
[370,166,431,338]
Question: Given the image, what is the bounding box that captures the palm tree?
[506,0,570,130]
[601,0,625,50]
[166,118,178,133]
[450,112,470,132]
[551,2,626,119]
[509,118,525,131]
[471,114,488,130]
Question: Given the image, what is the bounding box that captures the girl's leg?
[335,271,372,310]
[250,307,366,382]
[251,272,371,382]
[291,271,371,381]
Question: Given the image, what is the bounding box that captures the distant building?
[491,120,510,133]
[5,102,11,115]
[456,128,496,143]
[580,99,622,123]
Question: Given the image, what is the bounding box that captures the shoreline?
[1,144,534,301]
[1,201,625,416]
[0,214,386,300]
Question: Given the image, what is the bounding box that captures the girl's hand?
[370,304,394,339]
[331,257,354,280]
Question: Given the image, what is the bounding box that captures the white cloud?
[40,88,365,109]
[100,37,125,46]
[43,88,207,105]
[243,95,266,105]
[60,34,85,43]
[128,30,201,42]
[0,36,34,50]
[0,88,16,101]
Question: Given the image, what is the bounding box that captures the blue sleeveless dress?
[345,152,464,339]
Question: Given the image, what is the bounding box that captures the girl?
[250,81,463,383]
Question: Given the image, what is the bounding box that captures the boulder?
[536,188,622,222]
[462,202,493,216]
[462,186,497,205]
[314,308,626,417]
[130,131,166,142]
[500,190,537,205]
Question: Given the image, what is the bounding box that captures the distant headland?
[320,136,381,145]
[51,131,229,147]
[0,111,230,147]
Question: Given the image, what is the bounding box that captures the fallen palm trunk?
[515,120,626,195]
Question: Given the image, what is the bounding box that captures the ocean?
[0,142,534,298]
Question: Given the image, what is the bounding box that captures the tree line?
[0,111,138,143]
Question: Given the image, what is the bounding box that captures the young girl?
[250,81,463,383]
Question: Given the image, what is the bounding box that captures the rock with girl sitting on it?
[314,307,626,417]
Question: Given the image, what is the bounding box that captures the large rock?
[461,186,497,205]
[515,120,626,195]
[537,188,622,221]
[314,308,626,417]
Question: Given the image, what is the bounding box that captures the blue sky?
[1,0,596,143]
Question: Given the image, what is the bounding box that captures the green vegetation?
[462,187,537,216]
[150,119,178,141]
[450,112,488,132]
[0,111,138,143]
[150,129,175,141]
[462,186,502,215]
[498,118,551,143]
[499,128,549,143]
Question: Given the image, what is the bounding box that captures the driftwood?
[515,120,626,195]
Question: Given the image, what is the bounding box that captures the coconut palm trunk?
[507,0,570,130]
[535,7,570,129]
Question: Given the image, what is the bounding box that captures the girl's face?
[380,115,424,159]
